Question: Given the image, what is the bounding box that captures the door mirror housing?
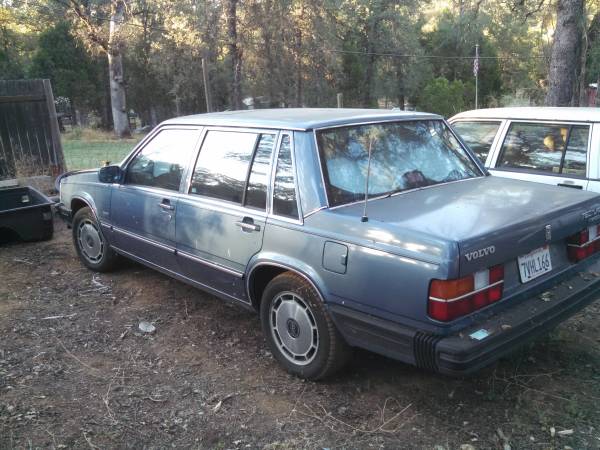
[98,165,123,184]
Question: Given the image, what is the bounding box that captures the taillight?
[567,225,600,262]
[428,265,504,322]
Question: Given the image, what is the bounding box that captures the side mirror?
[98,165,123,184]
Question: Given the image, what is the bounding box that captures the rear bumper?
[329,256,600,376]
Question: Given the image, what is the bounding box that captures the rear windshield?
[316,120,482,207]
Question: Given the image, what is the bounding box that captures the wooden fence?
[0,79,66,180]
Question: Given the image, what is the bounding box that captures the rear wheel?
[260,272,351,380]
[72,207,119,272]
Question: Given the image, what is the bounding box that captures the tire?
[72,207,119,272]
[260,272,351,380]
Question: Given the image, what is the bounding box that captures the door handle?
[557,183,583,190]
[158,201,175,210]
[235,219,261,232]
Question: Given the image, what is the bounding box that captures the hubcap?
[270,292,319,365]
[77,219,104,263]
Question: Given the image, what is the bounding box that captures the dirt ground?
[1,220,599,449]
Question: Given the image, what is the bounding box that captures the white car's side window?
[498,122,589,177]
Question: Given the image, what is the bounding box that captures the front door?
[175,129,278,301]
[111,127,201,272]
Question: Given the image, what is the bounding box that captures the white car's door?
[487,120,590,191]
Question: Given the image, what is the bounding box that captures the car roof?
[162,108,440,131]
[450,107,600,123]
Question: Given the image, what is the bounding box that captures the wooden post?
[42,79,66,174]
[202,58,213,113]
[337,93,343,108]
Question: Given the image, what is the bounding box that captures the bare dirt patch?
[1,220,599,449]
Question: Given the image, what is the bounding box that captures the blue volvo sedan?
[57,109,600,380]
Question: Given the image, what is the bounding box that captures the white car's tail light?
[567,225,600,262]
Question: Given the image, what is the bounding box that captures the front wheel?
[260,272,351,380]
[72,207,119,272]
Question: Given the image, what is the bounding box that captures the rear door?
[489,121,590,191]
[175,128,278,301]
[111,127,201,272]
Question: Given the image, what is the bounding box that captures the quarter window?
[272,135,299,219]
[498,123,589,176]
[126,128,200,191]
[190,131,258,203]
[451,121,501,161]
[245,134,276,210]
[563,126,588,176]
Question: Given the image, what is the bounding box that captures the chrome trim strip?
[112,226,245,278]
[303,205,328,219]
[567,234,600,248]
[120,124,203,169]
[111,245,250,305]
[246,261,325,306]
[312,130,330,209]
[165,122,307,132]
[452,118,594,126]
[269,132,304,225]
[177,249,244,278]
[327,176,484,211]
[428,280,504,303]
[312,115,440,132]
[113,226,174,253]
[314,118,486,210]
[177,194,268,219]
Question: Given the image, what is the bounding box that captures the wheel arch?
[246,259,327,311]
[70,194,99,222]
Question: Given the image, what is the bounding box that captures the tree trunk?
[545,0,584,106]
[294,27,303,107]
[226,0,242,110]
[363,18,378,108]
[108,0,130,138]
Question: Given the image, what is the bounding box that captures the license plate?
[518,246,552,283]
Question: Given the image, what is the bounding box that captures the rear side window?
[498,122,589,176]
[451,121,500,161]
[272,135,299,219]
[126,128,200,191]
[244,134,275,210]
[190,131,258,203]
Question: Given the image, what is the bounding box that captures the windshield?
[316,120,482,207]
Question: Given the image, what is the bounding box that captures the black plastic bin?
[0,186,54,242]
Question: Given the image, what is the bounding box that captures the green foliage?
[3,0,591,123]
[28,22,104,115]
[417,77,466,117]
[423,8,502,108]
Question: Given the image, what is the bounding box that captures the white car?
[449,107,600,192]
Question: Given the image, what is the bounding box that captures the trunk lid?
[332,176,600,277]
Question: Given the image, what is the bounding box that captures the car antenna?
[361,139,374,223]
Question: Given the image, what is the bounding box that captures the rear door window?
[190,130,258,203]
[497,122,589,177]
[451,121,501,161]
